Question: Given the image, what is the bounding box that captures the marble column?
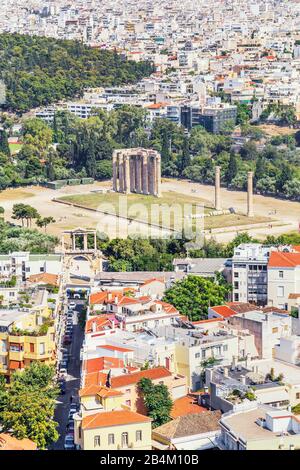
[156,156,162,197]
[142,154,148,194]
[118,156,124,192]
[124,156,130,194]
[247,171,254,218]
[112,153,118,191]
[215,166,221,211]
[83,233,88,251]
[135,156,141,193]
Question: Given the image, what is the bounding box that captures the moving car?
[64,434,75,450]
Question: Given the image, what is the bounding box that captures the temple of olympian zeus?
[112,148,162,197]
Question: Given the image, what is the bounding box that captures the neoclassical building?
[112,148,161,197]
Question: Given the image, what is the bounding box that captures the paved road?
[51,301,85,450]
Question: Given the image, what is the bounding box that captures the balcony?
[9,350,24,361]
[24,350,53,360]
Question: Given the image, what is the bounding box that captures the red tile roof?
[110,367,172,388]
[141,277,165,287]
[268,252,300,268]
[85,356,125,374]
[100,345,133,353]
[210,305,237,318]
[170,394,207,419]
[27,272,59,286]
[85,315,113,334]
[79,384,123,398]
[0,434,37,451]
[154,300,178,314]
[82,410,151,430]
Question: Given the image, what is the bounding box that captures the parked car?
[68,302,76,309]
[64,434,75,450]
[67,420,75,432]
[63,336,72,345]
[59,368,67,377]
[70,403,78,413]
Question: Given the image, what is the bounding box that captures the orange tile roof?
[111,367,172,388]
[0,434,37,451]
[85,315,113,334]
[170,395,207,419]
[84,371,107,387]
[268,252,300,268]
[79,384,123,398]
[141,277,165,287]
[192,318,222,324]
[210,305,237,318]
[293,246,300,253]
[85,356,125,374]
[27,272,59,286]
[82,410,151,430]
[154,300,178,314]
[100,345,133,353]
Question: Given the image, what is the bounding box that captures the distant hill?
[0,33,154,114]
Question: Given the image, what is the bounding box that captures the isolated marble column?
[247,171,254,217]
[118,156,124,192]
[124,156,130,194]
[215,166,221,211]
[142,154,148,194]
[156,155,162,197]
[112,152,118,191]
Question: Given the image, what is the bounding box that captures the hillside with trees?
[0,33,153,113]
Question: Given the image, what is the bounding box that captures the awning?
[152,440,169,450]
[258,389,290,404]
[9,361,23,370]
[174,437,217,451]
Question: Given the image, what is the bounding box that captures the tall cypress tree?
[0,129,10,156]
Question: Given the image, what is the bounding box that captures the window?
[125,389,131,394]
[234,281,239,289]
[94,436,101,447]
[39,343,45,355]
[277,286,284,298]
[108,433,115,445]
[30,343,34,353]
[223,345,228,352]
[234,293,239,301]
[9,292,14,297]
[125,400,131,407]
[279,271,284,278]
[195,352,200,358]
[234,272,239,278]
[296,393,300,400]
[136,430,142,442]
[121,432,128,448]
[272,327,278,334]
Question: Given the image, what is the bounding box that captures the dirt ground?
[258,124,297,136]
[0,179,299,243]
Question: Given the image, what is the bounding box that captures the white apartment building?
[0,253,63,282]
[232,244,270,306]
[268,251,300,310]
[228,310,292,359]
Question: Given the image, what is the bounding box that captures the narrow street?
[51,301,85,450]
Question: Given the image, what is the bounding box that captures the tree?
[163,275,231,321]
[12,204,40,228]
[138,377,173,428]
[226,152,238,185]
[0,129,10,156]
[36,216,56,233]
[0,363,59,449]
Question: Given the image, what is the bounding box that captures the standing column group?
[112,149,161,197]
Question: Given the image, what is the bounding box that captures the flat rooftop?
[222,407,296,442]
[0,309,28,327]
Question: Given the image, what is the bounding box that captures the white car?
[64,434,75,450]
[68,302,76,309]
